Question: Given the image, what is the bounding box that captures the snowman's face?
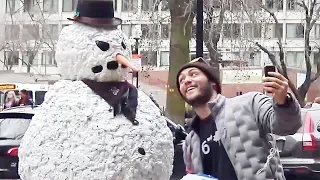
[56,23,134,82]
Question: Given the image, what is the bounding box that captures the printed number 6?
[202,141,210,155]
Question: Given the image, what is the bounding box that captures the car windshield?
[0,117,31,140]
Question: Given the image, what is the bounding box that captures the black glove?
[121,83,139,125]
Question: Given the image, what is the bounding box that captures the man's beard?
[183,83,213,107]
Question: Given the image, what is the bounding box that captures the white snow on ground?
[18,80,174,180]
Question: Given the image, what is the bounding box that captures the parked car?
[276,107,320,179]
[0,105,37,179]
[0,102,187,179]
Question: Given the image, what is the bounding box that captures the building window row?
[6,0,78,13]
[196,23,319,39]
[5,24,60,41]
[3,49,316,69]
[199,0,302,11]
[4,51,56,66]
[5,0,306,14]
[5,0,169,13]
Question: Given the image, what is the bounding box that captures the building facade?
[0,0,319,100]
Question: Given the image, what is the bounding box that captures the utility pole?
[133,37,139,88]
[196,0,203,58]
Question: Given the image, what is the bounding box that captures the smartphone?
[264,65,276,77]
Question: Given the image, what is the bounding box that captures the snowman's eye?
[95,40,110,51]
[121,42,126,49]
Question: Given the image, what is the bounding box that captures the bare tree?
[256,0,320,106]
[1,0,57,74]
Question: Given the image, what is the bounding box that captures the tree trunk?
[166,0,195,125]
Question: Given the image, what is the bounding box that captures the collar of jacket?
[190,94,226,134]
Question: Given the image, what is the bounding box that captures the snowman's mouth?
[92,65,103,73]
[107,61,122,70]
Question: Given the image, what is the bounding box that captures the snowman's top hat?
[67,0,122,28]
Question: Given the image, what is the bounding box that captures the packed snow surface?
[55,22,132,82]
[18,80,174,180]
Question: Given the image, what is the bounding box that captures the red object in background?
[132,54,142,59]
[302,112,316,151]
[7,147,19,156]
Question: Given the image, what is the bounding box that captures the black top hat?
[67,0,122,28]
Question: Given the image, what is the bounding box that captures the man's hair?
[20,89,28,94]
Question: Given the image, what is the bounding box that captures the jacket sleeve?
[251,92,302,136]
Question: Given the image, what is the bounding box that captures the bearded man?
[176,58,302,180]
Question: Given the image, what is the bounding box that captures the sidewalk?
[132,80,167,109]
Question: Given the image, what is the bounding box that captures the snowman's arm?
[121,84,138,125]
[127,84,138,107]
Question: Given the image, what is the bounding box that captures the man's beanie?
[176,58,221,96]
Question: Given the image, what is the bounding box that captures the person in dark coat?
[19,89,33,106]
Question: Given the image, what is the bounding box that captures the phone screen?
[264,66,276,77]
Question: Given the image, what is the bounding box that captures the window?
[141,24,159,39]
[4,51,19,66]
[141,51,157,66]
[43,24,59,40]
[266,0,283,10]
[22,25,39,40]
[244,24,261,38]
[0,117,31,140]
[161,0,169,11]
[287,0,300,10]
[244,51,261,66]
[286,23,304,38]
[309,24,320,39]
[35,91,46,105]
[121,24,138,37]
[266,23,283,38]
[41,51,56,65]
[267,51,281,65]
[6,0,20,13]
[43,0,58,13]
[5,25,20,40]
[142,0,159,11]
[160,51,169,66]
[122,0,138,12]
[191,24,196,38]
[224,52,240,62]
[243,0,262,9]
[225,0,241,11]
[161,24,169,39]
[22,51,37,66]
[190,52,210,60]
[24,0,38,12]
[285,51,304,68]
[114,0,117,10]
[223,24,240,38]
[63,0,78,12]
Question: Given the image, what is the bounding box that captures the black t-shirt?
[198,115,238,180]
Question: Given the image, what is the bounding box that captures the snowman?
[18,0,174,180]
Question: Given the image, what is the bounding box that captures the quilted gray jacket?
[183,92,302,180]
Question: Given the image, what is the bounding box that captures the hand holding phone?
[264,65,276,77]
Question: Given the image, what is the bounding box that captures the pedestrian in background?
[176,57,302,180]
[19,89,33,106]
[4,91,19,109]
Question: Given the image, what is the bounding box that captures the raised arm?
[252,92,301,136]
[253,72,302,136]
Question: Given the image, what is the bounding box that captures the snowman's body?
[18,22,174,180]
